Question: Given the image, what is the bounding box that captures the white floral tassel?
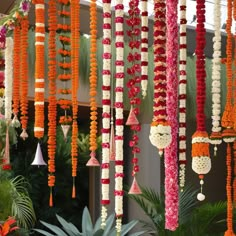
[4,37,13,121]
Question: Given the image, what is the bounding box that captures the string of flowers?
[20,16,29,140]
[149,0,171,156]
[57,0,72,140]
[87,0,99,166]
[100,0,112,228]
[33,0,45,139]
[178,0,187,191]
[70,0,79,198]
[126,0,142,195]
[140,0,148,98]
[114,0,125,233]
[165,0,179,230]
[210,0,222,155]
[12,25,21,125]
[191,0,211,202]
[47,0,57,207]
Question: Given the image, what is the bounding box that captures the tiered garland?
[234,0,236,207]
[114,0,125,233]
[87,0,99,166]
[178,0,187,191]
[210,0,222,154]
[47,0,57,207]
[101,0,112,228]
[20,17,29,139]
[57,0,72,140]
[165,0,179,230]
[33,0,45,139]
[140,0,148,98]
[70,0,79,198]
[126,0,142,194]
[149,0,171,156]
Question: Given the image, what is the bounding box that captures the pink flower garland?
[114,0,125,233]
[178,0,187,191]
[165,0,179,231]
[101,0,112,228]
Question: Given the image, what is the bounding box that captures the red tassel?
[126,107,139,125]
[109,123,115,161]
[128,177,142,195]
[72,184,76,198]
[49,191,53,207]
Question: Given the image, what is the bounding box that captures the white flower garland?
[210,0,222,153]
[4,37,13,121]
[115,0,124,233]
[178,0,187,190]
[101,0,112,228]
[140,0,148,98]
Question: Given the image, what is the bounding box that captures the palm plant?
[128,185,231,236]
[34,207,146,236]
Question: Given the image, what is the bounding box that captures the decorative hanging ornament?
[2,125,11,170]
[126,106,139,125]
[109,119,116,161]
[191,0,211,201]
[31,143,47,166]
[128,176,142,195]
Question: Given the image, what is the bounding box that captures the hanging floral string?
[12,25,21,125]
[149,0,171,156]
[140,0,148,98]
[33,0,45,139]
[87,0,99,166]
[70,0,79,198]
[210,0,222,155]
[165,0,179,230]
[20,16,29,140]
[191,0,211,201]
[57,0,72,140]
[114,0,125,233]
[126,0,142,195]
[47,0,57,207]
[101,0,112,228]
[178,0,187,191]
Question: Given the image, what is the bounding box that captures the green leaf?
[40,221,68,236]
[82,207,93,235]
[103,213,115,236]
[120,220,138,236]
[93,229,105,236]
[129,231,147,236]
[93,216,102,233]
[33,229,55,236]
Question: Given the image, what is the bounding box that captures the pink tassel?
[126,107,139,125]
[20,128,28,140]
[109,123,115,161]
[86,151,100,166]
[128,176,142,195]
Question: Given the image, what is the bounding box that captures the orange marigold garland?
[70,0,79,198]
[234,0,236,207]
[47,0,57,207]
[191,0,211,201]
[33,0,45,139]
[87,0,99,166]
[20,16,29,140]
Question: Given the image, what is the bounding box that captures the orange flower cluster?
[89,0,98,154]
[58,99,71,109]
[58,0,70,4]
[47,0,57,207]
[58,49,71,57]
[20,17,29,133]
[59,62,71,69]
[191,131,210,157]
[58,10,70,17]
[12,25,21,116]
[34,0,45,138]
[58,74,71,81]
[58,88,71,94]
[57,24,71,31]
[59,35,70,44]
[70,0,80,198]
[59,115,72,125]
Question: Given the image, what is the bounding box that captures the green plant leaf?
[129,231,147,236]
[93,229,105,236]
[34,229,55,236]
[82,207,93,235]
[120,220,138,236]
[103,213,115,236]
[93,216,102,233]
[40,221,68,236]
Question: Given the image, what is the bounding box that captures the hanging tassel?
[2,126,11,170]
[20,128,28,140]
[128,176,142,195]
[11,115,21,128]
[31,142,47,166]
[126,106,139,125]
[49,187,53,207]
[86,151,100,166]
[72,177,76,198]
[109,121,115,161]
[61,124,70,141]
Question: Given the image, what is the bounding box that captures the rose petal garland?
[165,0,179,230]
[20,17,29,140]
[149,0,171,156]
[210,0,222,154]
[101,0,112,228]
[114,0,125,233]
[87,0,99,166]
[126,0,142,195]
[47,0,57,207]
[178,0,187,191]
[140,0,148,98]
[191,0,211,202]
[70,0,79,198]
[33,0,45,139]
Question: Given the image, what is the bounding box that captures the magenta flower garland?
[101,0,112,228]
[114,0,125,233]
[165,0,179,230]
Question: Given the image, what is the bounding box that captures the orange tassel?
[72,183,76,198]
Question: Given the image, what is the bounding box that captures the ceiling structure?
[0,0,230,58]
